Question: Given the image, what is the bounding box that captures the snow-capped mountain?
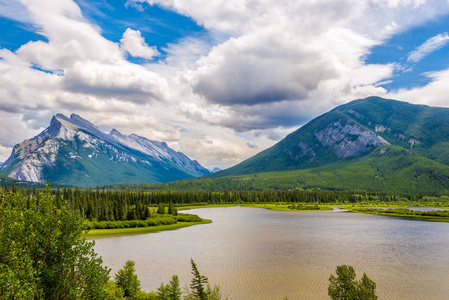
[0,113,210,187]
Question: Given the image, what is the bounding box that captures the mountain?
[0,114,210,187]
[208,97,449,191]
[210,167,222,173]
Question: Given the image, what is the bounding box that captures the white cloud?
[407,32,449,63]
[1,0,449,169]
[120,28,159,60]
[392,69,449,106]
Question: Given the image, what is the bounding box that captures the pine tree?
[168,275,181,300]
[190,259,209,300]
[55,185,62,209]
[328,265,377,300]
[114,260,141,298]
[168,201,175,215]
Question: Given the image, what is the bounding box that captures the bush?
[175,213,202,222]
[0,187,110,299]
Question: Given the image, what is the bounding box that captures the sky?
[1,0,449,169]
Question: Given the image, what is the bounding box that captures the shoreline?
[84,203,449,237]
[84,219,212,237]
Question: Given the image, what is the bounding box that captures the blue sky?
[365,12,449,91]
[1,0,449,168]
[73,0,208,62]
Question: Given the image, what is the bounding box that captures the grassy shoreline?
[178,203,332,211]
[84,219,212,237]
[350,208,449,223]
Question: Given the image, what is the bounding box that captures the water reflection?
[92,207,449,300]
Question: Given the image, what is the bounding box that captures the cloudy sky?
[1,0,449,169]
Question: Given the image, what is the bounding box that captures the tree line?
[3,183,444,222]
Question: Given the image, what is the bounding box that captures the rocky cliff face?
[314,120,389,158]
[0,114,210,186]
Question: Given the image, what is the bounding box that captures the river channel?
[92,206,449,299]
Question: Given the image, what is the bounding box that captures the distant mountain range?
[4,97,449,193]
[0,114,210,187]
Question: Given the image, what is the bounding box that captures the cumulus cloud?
[392,69,449,107]
[0,115,40,148]
[63,60,168,102]
[1,0,449,168]
[120,28,159,59]
[407,32,449,63]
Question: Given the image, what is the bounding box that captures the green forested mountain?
[333,97,449,165]
[210,97,449,177]
[161,97,449,193]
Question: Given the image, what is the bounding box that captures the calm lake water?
[91,207,449,299]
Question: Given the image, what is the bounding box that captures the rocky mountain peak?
[109,128,123,136]
[0,113,210,186]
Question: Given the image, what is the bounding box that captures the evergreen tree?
[168,201,175,215]
[190,259,209,300]
[168,275,181,300]
[114,260,141,298]
[55,185,62,209]
[328,265,377,300]
[156,282,170,299]
[143,205,150,220]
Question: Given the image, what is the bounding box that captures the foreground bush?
[0,186,110,299]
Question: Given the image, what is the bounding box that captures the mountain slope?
[333,97,449,165]
[211,97,449,178]
[139,145,449,193]
[0,114,210,187]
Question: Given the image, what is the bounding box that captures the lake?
[91,207,449,299]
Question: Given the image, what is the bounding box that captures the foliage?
[169,275,182,300]
[328,265,377,300]
[157,282,170,299]
[157,203,166,214]
[86,216,178,230]
[156,275,181,300]
[204,284,228,300]
[0,185,109,299]
[189,259,209,300]
[115,260,141,298]
[105,280,125,300]
[352,207,449,222]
